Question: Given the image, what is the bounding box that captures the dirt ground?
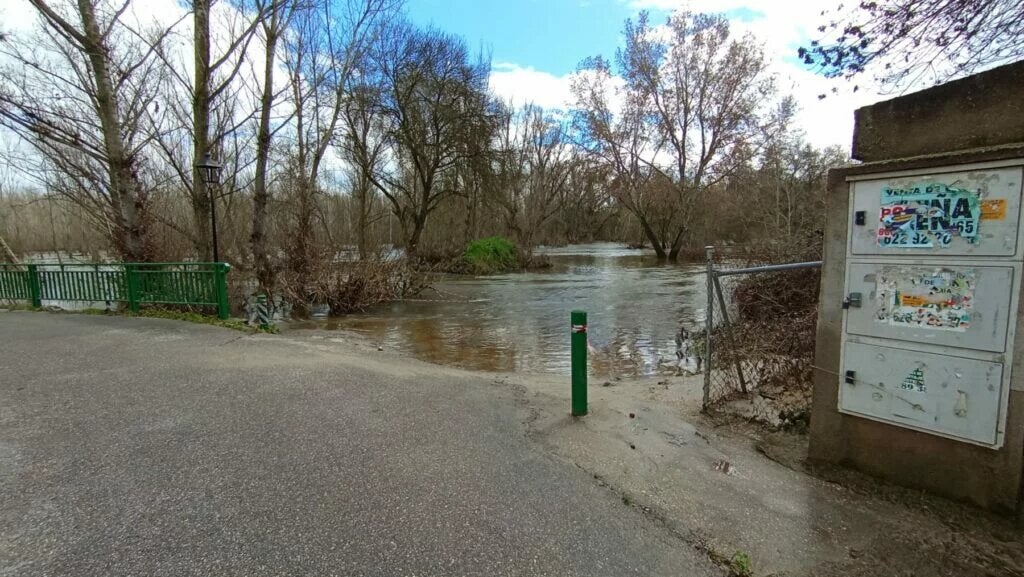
[498,369,1024,577]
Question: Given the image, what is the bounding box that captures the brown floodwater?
[290,243,706,377]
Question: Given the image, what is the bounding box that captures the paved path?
[0,312,720,577]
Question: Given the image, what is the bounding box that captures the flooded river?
[294,243,706,377]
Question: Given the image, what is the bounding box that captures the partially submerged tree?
[491,102,572,260]
[278,0,395,291]
[573,11,776,259]
[800,0,1024,90]
[366,23,492,259]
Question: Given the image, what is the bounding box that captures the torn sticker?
[875,267,974,332]
[981,199,1007,221]
[900,368,927,393]
[877,183,981,248]
[954,391,968,417]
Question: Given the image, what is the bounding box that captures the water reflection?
[292,243,705,377]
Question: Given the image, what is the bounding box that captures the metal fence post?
[215,263,230,320]
[571,310,588,416]
[125,264,140,312]
[703,246,714,412]
[26,264,41,308]
[712,275,748,394]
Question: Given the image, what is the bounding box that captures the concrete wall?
[810,146,1024,514]
[852,61,1024,162]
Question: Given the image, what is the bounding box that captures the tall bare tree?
[575,11,777,259]
[248,0,297,292]
[140,0,269,259]
[0,0,179,260]
[492,102,571,259]
[277,0,396,291]
[366,23,492,259]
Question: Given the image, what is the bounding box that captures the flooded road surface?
[293,244,705,377]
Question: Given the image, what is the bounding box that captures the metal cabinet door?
[850,167,1023,257]
[841,341,1005,446]
[845,263,1014,352]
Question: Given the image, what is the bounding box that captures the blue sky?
[407,0,637,76]
[0,0,883,152]
[404,0,884,151]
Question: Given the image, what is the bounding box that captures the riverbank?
[285,324,1024,577]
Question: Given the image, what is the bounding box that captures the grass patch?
[463,236,519,275]
[1,304,276,334]
[730,551,753,576]
[127,308,276,333]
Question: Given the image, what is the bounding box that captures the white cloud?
[489,62,575,113]
[488,2,887,152]
[620,0,892,152]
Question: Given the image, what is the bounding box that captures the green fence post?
[125,264,140,313]
[571,310,588,416]
[215,263,230,320]
[26,264,42,308]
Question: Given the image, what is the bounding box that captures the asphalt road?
[0,312,720,577]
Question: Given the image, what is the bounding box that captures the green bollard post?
[571,310,588,416]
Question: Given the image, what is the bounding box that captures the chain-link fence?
[701,246,821,427]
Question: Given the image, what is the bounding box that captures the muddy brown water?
[290,243,706,377]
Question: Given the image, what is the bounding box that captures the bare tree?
[801,0,1024,91]
[278,0,397,291]
[492,102,571,260]
[572,54,666,256]
[140,0,270,259]
[341,78,389,259]
[366,23,492,259]
[0,0,179,260]
[574,11,776,259]
[248,0,298,293]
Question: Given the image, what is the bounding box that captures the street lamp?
[195,153,223,263]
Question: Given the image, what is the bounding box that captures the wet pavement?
[0,312,722,577]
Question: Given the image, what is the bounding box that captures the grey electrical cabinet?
[839,163,1024,447]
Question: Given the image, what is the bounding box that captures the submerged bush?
[285,259,431,314]
[463,236,519,274]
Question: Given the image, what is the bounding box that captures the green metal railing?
[0,262,231,320]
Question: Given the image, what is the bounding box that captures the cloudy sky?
[0,0,889,154]
[407,0,887,153]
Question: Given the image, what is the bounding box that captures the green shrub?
[463,236,519,274]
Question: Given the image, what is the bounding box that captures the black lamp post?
[196,153,223,263]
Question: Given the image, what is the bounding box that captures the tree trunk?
[638,215,666,259]
[293,177,314,294]
[405,211,428,260]
[667,228,686,261]
[251,15,281,294]
[0,232,19,264]
[357,177,370,260]
[78,0,148,261]
[192,0,213,260]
